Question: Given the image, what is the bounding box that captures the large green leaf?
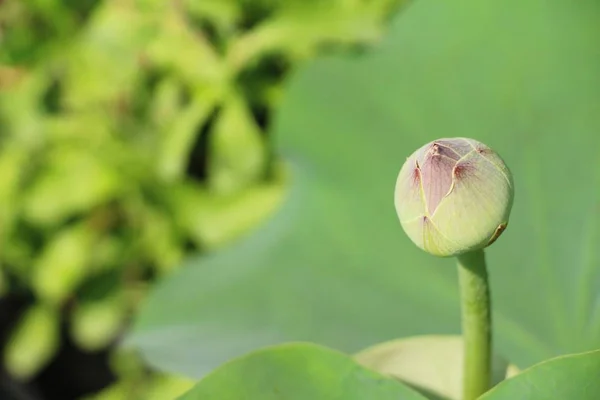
[480,350,600,400]
[130,0,600,377]
[177,342,428,400]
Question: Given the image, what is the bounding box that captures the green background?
[2,0,600,398]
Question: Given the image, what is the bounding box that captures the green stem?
[457,249,491,400]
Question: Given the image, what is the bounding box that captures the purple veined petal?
[419,143,457,215]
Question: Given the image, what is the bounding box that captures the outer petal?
[422,217,460,257]
[400,217,425,252]
[466,138,513,188]
[394,155,426,222]
[432,150,514,255]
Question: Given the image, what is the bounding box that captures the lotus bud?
[394,138,514,257]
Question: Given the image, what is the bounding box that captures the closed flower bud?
[394,138,514,257]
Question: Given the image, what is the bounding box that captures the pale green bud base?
[457,249,491,400]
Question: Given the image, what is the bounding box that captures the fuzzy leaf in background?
[3,305,60,379]
[0,0,402,396]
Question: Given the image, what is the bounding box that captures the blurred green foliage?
[0,0,400,397]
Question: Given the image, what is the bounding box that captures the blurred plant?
[0,0,401,397]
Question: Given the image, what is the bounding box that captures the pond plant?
[394,137,513,399]
[129,0,600,398]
